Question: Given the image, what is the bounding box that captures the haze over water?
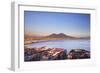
[25,39,90,53]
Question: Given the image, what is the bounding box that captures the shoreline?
[24,39,90,45]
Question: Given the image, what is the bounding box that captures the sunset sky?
[24,11,90,37]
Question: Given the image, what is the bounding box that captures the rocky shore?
[24,46,90,61]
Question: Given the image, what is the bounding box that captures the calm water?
[25,40,90,53]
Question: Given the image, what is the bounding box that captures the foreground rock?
[24,46,67,61]
[67,49,90,59]
[24,47,90,61]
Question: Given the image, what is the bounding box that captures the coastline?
[24,38,90,45]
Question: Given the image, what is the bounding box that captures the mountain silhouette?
[25,33,90,40]
[45,33,76,39]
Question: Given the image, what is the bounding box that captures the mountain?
[45,33,76,39]
[25,33,90,41]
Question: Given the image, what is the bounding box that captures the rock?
[24,47,90,61]
[68,49,90,59]
[24,46,67,61]
[57,50,67,60]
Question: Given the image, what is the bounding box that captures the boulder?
[68,49,90,59]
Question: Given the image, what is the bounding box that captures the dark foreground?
[24,46,90,61]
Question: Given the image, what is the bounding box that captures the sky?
[24,11,90,37]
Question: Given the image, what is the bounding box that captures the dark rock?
[24,47,90,61]
[68,49,90,59]
[57,50,67,60]
[24,46,68,61]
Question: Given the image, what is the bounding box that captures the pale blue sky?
[24,11,90,37]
